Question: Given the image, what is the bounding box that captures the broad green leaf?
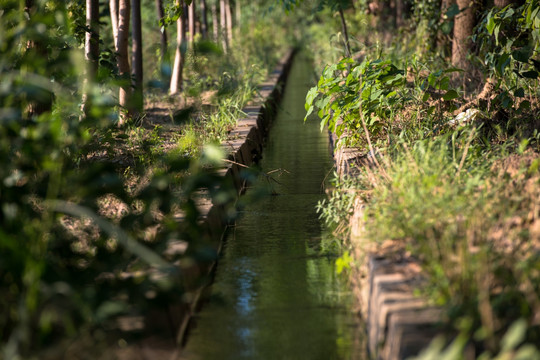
[486,12,496,35]
[519,100,531,111]
[305,87,318,107]
[305,105,314,120]
[443,89,459,101]
[446,3,460,18]
[522,70,539,79]
[501,319,527,351]
[512,47,532,63]
[514,345,540,360]
[531,59,540,72]
[438,76,450,91]
[514,87,525,97]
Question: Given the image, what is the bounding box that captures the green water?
[182,54,363,359]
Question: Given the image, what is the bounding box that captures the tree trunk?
[494,0,513,7]
[110,0,119,46]
[116,0,131,124]
[131,0,143,113]
[155,0,168,63]
[83,0,100,118]
[395,0,405,27]
[225,0,232,46]
[220,0,228,52]
[170,0,187,94]
[85,0,100,78]
[235,0,241,26]
[452,0,476,76]
[211,2,218,41]
[200,0,209,39]
[188,0,196,45]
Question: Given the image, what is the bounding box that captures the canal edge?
[331,137,445,359]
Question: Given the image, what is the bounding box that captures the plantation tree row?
[78,0,238,123]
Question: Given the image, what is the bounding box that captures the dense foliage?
[307,0,540,357]
[0,0,293,358]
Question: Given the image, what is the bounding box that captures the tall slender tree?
[116,0,132,124]
[83,0,100,118]
[155,0,169,65]
[188,0,196,45]
[85,0,100,78]
[225,0,232,46]
[220,0,228,52]
[235,0,241,26]
[110,0,119,44]
[170,0,187,94]
[211,1,219,41]
[200,0,209,38]
[132,0,143,113]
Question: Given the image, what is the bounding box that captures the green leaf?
[305,105,314,120]
[514,87,525,98]
[496,53,511,76]
[522,70,539,79]
[494,24,501,45]
[515,345,540,360]
[438,76,450,91]
[422,92,430,102]
[501,319,527,351]
[443,89,459,101]
[486,12,496,35]
[519,100,531,111]
[531,59,540,72]
[512,47,532,63]
[336,251,352,274]
[446,4,460,18]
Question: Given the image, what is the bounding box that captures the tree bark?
[200,0,209,38]
[211,2,218,41]
[170,0,187,94]
[235,0,241,27]
[188,0,196,45]
[110,0,119,46]
[225,0,232,46]
[395,0,405,27]
[452,0,476,74]
[83,0,100,119]
[116,0,131,124]
[85,0,100,78]
[131,0,143,113]
[155,0,168,63]
[220,0,228,52]
[494,0,513,7]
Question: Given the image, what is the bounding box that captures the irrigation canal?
[182,53,364,359]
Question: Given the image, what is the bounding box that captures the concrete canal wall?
[332,142,445,360]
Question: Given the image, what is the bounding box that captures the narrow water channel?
[182,53,363,359]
